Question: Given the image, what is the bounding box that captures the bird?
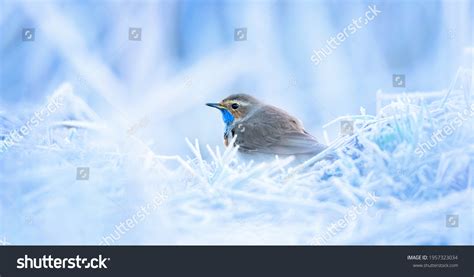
[206,94,328,159]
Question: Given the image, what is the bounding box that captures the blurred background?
[0,0,472,156]
[0,0,473,246]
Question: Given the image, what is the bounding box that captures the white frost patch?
[0,83,473,245]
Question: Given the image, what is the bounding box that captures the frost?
[0,81,473,245]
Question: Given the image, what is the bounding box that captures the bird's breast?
[223,124,235,147]
[224,137,229,147]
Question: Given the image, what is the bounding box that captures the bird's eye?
[231,103,239,109]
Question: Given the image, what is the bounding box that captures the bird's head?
[206,94,261,125]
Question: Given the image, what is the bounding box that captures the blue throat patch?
[220,109,234,125]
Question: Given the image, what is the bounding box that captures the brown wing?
[233,105,327,155]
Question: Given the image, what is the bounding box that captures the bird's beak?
[206,103,226,110]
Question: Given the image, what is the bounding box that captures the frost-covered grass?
[0,82,473,245]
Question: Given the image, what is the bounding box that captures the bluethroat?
[206,94,327,157]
